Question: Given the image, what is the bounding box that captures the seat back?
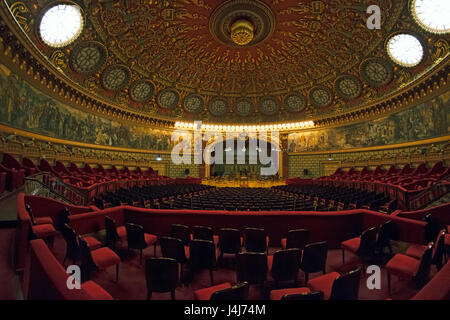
[219,228,241,254]
[145,257,179,293]
[105,216,120,246]
[423,214,440,244]
[431,230,446,268]
[356,227,378,257]
[329,267,362,300]
[171,224,191,245]
[78,237,96,280]
[125,223,147,250]
[300,241,328,273]
[189,239,216,270]
[245,227,267,253]
[286,229,309,250]
[160,236,187,262]
[24,203,39,225]
[236,252,267,285]
[281,291,324,301]
[57,207,71,231]
[210,282,249,300]
[62,223,79,261]
[271,249,301,282]
[413,242,434,285]
[193,225,214,242]
[376,220,394,249]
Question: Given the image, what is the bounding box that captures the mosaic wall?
[288,91,449,153]
[0,64,173,151]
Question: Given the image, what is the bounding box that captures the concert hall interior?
[0,0,449,302]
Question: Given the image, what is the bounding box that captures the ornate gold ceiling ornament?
[209,0,275,48]
[230,19,254,46]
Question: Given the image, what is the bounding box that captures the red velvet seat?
[192,225,219,246]
[194,282,232,300]
[270,287,310,300]
[26,204,54,226]
[307,271,340,300]
[386,243,433,292]
[31,224,57,238]
[83,236,102,251]
[406,244,426,259]
[117,226,127,239]
[341,227,377,265]
[81,281,114,300]
[91,247,121,269]
[34,217,54,225]
[308,267,361,300]
[268,249,302,286]
[126,223,158,263]
[80,238,120,282]
[281,229,309,250]
[62,223,102,264]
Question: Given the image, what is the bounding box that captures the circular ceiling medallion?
[129,80,155,103]
[309,86,333,108]
[183,94,205,113]
[387,34,424,67]
[259,97,279,116]
[39,4,84,48]
[284,94,307,113]
[101,65,130,91]
[209,98,229,116]
[411,0,450,34]
[209,0,275,48]
[70,41,107,74]
[360,58,393,87]
[157,88,179,109]
[234,98,254,116]
[335,75,362,100]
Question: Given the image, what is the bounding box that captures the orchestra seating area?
[16,193,450,300]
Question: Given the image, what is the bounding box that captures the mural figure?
[0,64,173,151]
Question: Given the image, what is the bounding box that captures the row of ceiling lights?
[174,121,315,131]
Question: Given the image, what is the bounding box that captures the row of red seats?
[320,162,449,190]
[0,153,201,196]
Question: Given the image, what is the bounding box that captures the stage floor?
[202,178,285,188]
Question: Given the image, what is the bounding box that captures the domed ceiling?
[4,0,450,125]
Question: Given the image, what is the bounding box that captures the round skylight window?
[412,0,450,34]
[39,4,84,47]
[387,34,424,67]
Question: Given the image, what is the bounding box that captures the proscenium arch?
[203,132,282,178]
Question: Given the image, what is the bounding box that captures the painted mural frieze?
[288,91,450,153]
[0,64,173,151]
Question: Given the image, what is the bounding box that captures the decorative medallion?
[157,88,179,109]
[259,97,279,116]
[101,65,130,91]
[209,0,275,48]
[309,86,333,108]
[70,41,107,74]
[209,98,229,116]
[284,94,307,113]
[335,75,362,100]
[183,94,204,113]
[360,58,393,87]
[234,98,253,116]
[129,80,155,103]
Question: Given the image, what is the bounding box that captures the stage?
[201,176,285,188]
